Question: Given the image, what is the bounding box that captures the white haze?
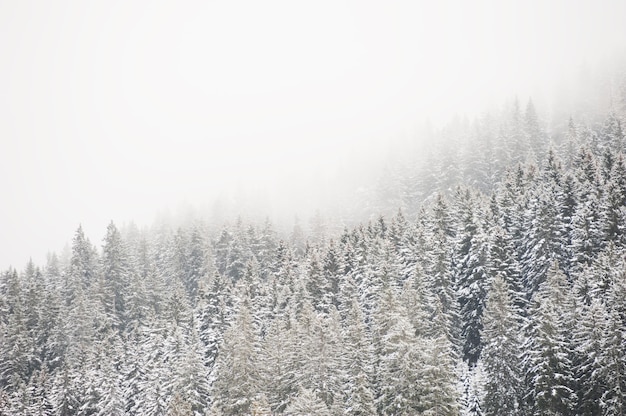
[1,0,626,269]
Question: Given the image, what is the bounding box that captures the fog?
[1,0,626,269]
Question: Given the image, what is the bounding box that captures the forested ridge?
[2,99,626,415]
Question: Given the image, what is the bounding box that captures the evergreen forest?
[3,82,626,415]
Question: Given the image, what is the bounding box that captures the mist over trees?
[2,57,626,416]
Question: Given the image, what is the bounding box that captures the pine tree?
[225,221,251,282]
[497,164,530,245]
[259,313,299,413]
[342,298,376,416]
[601,111,625,153]
[214,227,233,277]
[26,367,54,416]
[481,275,523,415]
[257,218,278,277]
[417,334,459,416]
[284,388,331,416]
[210,296,260,415]
[100,221,131,330]
[132,326,171,416]
[522,263,576,415]
[423,195,461,355]
[196,272,231,373]
[520,179,565,298]
[94,345,126,416]
[0,272,38,390]
[600,153,626,245]
[453,188,489,365]
[486,226,526,318]
[506,98,530,166]
[459,363,484,416]
[296,304,344,411]
[570,148,603,268]
[563,117,581,167]
[305,248,327,312]
[524,99,548,162]
[68,225,98,292]
[184,226,209,303]
[400,263,433,339]
[50,365,82,416]
[321,240,342,310]
[169,325,210,415]
[572,299,606,415]
[376,308,422,414]
[598,287,626,416]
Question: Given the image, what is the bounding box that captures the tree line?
[1,101,626,414]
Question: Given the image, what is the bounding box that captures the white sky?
[1,0,626,269]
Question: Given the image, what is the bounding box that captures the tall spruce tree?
[522,263,576,415]
[481,275,523,415]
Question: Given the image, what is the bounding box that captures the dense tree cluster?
[2,101,626,415]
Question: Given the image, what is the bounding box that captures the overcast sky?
[1,0,626,269]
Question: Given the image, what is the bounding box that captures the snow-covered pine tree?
[522,263,576,415]
[572,298,606,415]
[375,299,422,414]
[341,295,376,416]
[100,221,132,331]
[597,283,626,416]
[168,324,210,416]
[480,274,523,415]
[210,294,261,415]
[453,187,490,365]
[68,225,98,292]
[416,332,459,416]
[284,388,331,416]
[459,362,484,416]
[486,226,526,318]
